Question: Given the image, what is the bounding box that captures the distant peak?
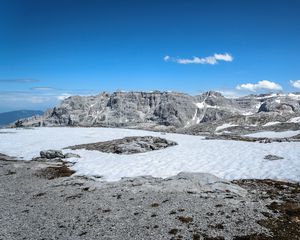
[204,91,224,98]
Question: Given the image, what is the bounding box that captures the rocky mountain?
[13,91,300,133]
[0,110,43,127]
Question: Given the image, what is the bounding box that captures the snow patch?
[263,122,281,127]
[288,116,300,123]
[195,102,219,109]
[242,111,255,116]
[215,123,238,132]
[245,130,300,138]
[254,93,277,100]
[275,99,281,103]
[288,93,300,100]
[0,127,300,182]
[195,102,205,109]
[256,103,262,109]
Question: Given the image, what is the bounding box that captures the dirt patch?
[177,216,193,224]
[256,201,300,239]
[233,179,300,240]
[232,234,269,240]
[150,203,160,207]
[168,228,179,235]
[35,165,75,180]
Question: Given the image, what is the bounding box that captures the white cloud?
[164,53,233,65]
[214,53,233,62]
[31,87,57,91]
[290,80,300,89]
[0,91,51,103]
[164,55,170,61]
[0,90,97,112]
[57,93,72,100]
[236,80,282,92]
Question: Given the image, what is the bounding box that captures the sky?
[0,0,300,112]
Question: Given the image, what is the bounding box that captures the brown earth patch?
[35,165,75,180]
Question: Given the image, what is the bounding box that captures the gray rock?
[264,154,284,160]
[40,150,65,159]
[126,172,248,197]
[66,136,177,154]
[64,153,81,158]
[258,98,300,114]
[32,157,63,162]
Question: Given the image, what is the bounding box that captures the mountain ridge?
[0,110,43,127]
[11,91,300,134]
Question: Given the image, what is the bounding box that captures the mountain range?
[0,110,43,127]
[11,91,300,134]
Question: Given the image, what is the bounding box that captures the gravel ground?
[0,155,299,240]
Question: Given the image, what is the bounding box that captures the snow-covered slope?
[0,127,299,182]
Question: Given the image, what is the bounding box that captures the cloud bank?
[290,80,300,89]
[164,53,233,65]
[236,80,282,92]
[0,89,97,113]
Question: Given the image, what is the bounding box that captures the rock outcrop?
[40,150,65,159]
[66,136,177,154]
[32,150,80,161]
[264,154,284,160]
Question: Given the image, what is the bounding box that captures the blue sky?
[0,0,300,112]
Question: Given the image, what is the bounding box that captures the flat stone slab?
[66,136,178,154]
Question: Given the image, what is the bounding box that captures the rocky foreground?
[0,155,299,240]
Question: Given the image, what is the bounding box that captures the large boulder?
[258,98,300,114]
[40,150,65,159]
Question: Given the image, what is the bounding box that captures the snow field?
[0,127,299,182]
